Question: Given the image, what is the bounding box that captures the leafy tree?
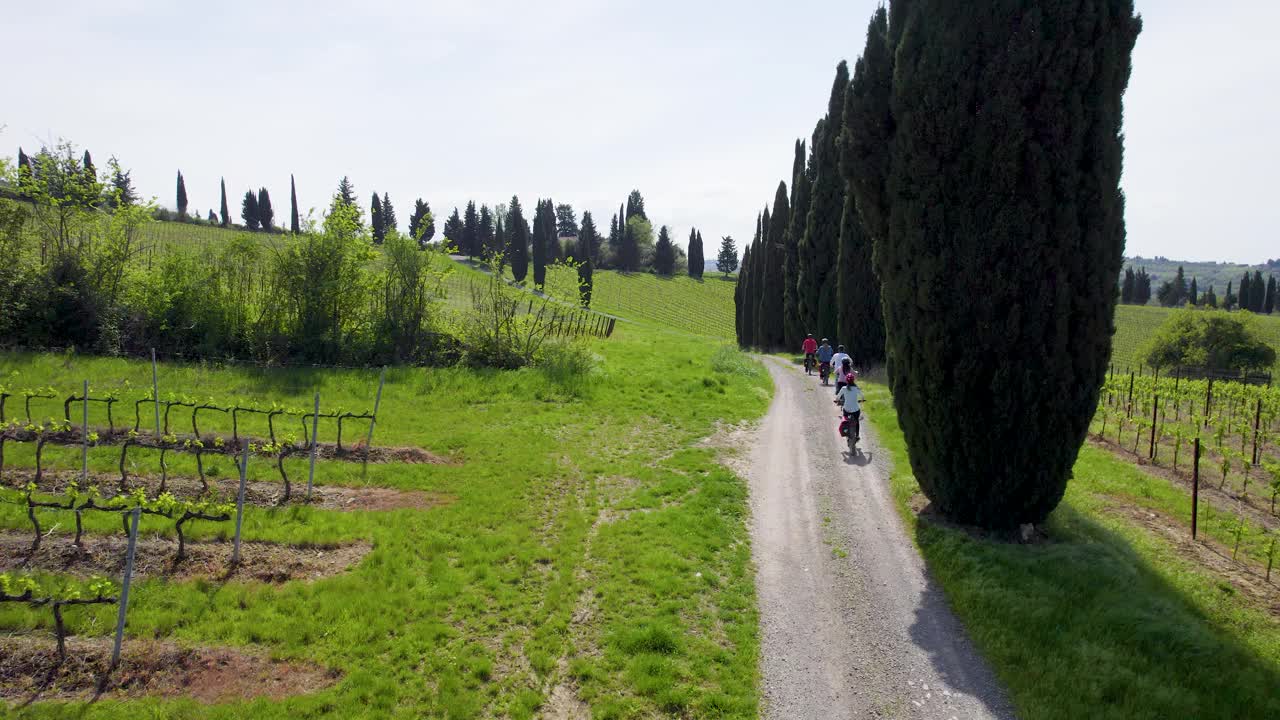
[241,190,260,230]
[578,211,600,263]
[626,190,647,220]
[654,225,676,275]
[783,140,809,346]
[176,171,189,217]
[802,62,851,341]
[1156,267,1188,307]
[290,175,300,233]
[207,209,217,223]
[876,0,1141,528]
[1267,276,1277,314]
[382,192,397,236]
[219,178,229,227]
[409,199,435,246]
[81,150,96,206]
[107,159,136,208]
[555,204,578,237]
[16,147,31,194]
[717,235,738,276]
[1143,309,1276,372]
[463,201,479,257]
[687,228,703,279]
[507,196,529,282]
[478,205,494,258]
[1134,267,1152,304]
[371,193,384,244]
[443,208,463,251]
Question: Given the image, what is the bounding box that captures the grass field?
[1111,304,1280,374]
[0,323,771,718]
[862,383,1280,719]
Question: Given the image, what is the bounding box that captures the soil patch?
[0,532,371,583]
[1098,499,1280,618]
[6,468,454,512]
[0,634,339,704]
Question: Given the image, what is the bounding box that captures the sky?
[2,0,1276,264]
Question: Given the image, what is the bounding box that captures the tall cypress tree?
[16,148,30,195]
[290,175,300,233]
[176,171,189,217]
[687,228,704,279]
[1226,280,1236,310]
[654,225,676,275]
[783,140,810,347]
[735,245,751,345]
[579,211,600,263]
[607,213,620,266]
[877,0,1141,528]
[1205,284,1218,308]
[764,183,790,348]
[371,193,384,244]
[1252,270,1266,312]
[257,187,274,231]
[508,196,530,282]
[241,190,260,230]
[493,216,506,268]
[532,199,549,287]
[462,201,479,257]
[1121,268,1135,303]
[839,8,892,366]
[478,205,494,257]
[803,62,851,342]
[1189,277,1198,306]
[219,178,230,227]
[1240,272,1252,311]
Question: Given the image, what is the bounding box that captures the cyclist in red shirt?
[801,334,819,375]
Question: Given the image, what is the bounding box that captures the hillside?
[1124,256,1277,296]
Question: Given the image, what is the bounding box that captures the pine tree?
[478,205,494,258]
[654,225,676,275]
[607,213,620,266]
[257,187,274,231]
[717,236,738,277]
[1188,277,1198,306]
[409,199,435,246]
[241,190,260,230]
[1267,276,1277,314]
[876,0,1141,528]
[783,140,810,347]
[207,209,217,223]
[382,193,397,236]
[371,193,384,244]
[463,201,479,257]
[443,208,463,249]
[803,62,851,342]
[219,178,230,227]
[626,190,647,220]
[1121,268,1135,303]
[332,176,363,227]
[1252,270,1266,312]
[16,148,31,195]
[290,175,300,233]
[109,162,137,208]
[555,204,578,237]
[176,171,189,217]
[759,183,789,348]
[508,196,530,282]
[579,211,600,263]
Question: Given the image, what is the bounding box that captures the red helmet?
[845,373,855,383]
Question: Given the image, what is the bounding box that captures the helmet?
[838,345,846,352]
[845,373,855,383]
[806,333,813,338]
[821,338,829,344]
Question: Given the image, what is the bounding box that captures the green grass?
[1111,304,1280,374]
[0,322,771,718]
[862,383,1280,720]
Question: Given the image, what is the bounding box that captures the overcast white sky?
[3,0,1275,263]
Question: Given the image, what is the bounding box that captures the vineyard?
[1111,305,1280,375]
[1092,368,1280,576]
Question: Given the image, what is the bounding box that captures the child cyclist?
[834,373,866,441]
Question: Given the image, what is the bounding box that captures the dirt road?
[749,358,1013,719]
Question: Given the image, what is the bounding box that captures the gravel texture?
[749,358,1015,719]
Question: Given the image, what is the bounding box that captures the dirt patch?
[0,532,371,583]
[1088,436,1280,533]
[542,683,590,719]
[6,468,454,513]
[0,634,339,704]
[1099,500,1280,618]
[698,420,757,477]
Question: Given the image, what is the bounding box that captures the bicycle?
[804,353,816,375]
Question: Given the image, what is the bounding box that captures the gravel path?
[749,358,1014,719]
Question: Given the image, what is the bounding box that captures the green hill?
[1124,256,1277,297]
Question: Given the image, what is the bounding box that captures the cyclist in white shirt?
[830,346,851,393]
[834,373,866,441]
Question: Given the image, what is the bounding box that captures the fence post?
[1126,372,1135,418]
[606,318,616,337]
[364,367,387,462]
[1149,394,1159,460]
[81,379,88,479]
[111,507,141,669]
[232,445,248,566]
[1191,438,1201,540]
[1251,397,1263,466]
[1204,378,1213,428]
[307,393,320,502]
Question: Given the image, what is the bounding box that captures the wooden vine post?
[1204,378,1213,428]
[307,393,320,501]
[232,445,249,566]
[1251,397,1263,466]
[1191,437,1201,540]
[364,368,386,464]
[81,380,89,483]
[111,507,141,669]
[1149,394,1159,460]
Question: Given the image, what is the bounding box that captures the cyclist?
[830,346,851,392]
[816,338,834,385]
[802,334,818,375]
[834,373,866,442]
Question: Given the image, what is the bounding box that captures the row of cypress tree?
[736,0,1142,530]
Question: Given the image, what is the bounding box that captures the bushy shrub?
[1142,308,1276,372]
